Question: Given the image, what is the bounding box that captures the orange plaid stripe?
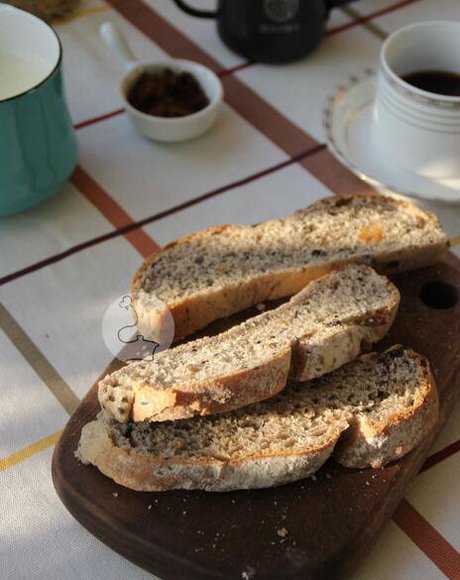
[71,166,161,259]
[394,499,460,580]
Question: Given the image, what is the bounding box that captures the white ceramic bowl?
[121,59,223,143]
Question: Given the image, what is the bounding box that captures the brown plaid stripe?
[71,166,160,258]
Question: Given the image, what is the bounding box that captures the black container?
[172,0,355,64]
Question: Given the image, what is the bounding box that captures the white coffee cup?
[372,21,460,179]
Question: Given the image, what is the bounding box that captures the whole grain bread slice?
[132,193,448,340]
[77,346,438,492]
[99,264,399,423]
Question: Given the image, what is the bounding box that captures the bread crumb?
[183,510,187,515]
[147,504,152,510]
[112,492,118,498]
[309,474,317,481]
[255,303,266,312]
[277,527,288,538]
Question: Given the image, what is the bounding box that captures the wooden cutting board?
[52,256,460,580]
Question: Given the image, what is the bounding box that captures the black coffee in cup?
[402,70,460,97]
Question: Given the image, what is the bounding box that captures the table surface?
[1,1,460,580]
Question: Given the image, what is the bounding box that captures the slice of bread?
[77,346,438,492]
[132,193,448,340]
[99,264,399,423]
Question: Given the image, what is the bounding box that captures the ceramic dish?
[101,22,223,142]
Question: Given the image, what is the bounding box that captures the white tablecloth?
[1,1,460,579]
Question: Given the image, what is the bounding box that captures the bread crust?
[291,276,399,381]
[77,417,346,492]
[134,262,336,340]
[131,194,448,340]
[333,349,439,468]
[101,266,400,422]
[130,347,292,422]
[78,347,439,492]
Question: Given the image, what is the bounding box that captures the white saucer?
[324,72,460,204]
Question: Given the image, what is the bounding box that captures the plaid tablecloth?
[1,1,460,579]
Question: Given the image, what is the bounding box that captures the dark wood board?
[52,256,460,580]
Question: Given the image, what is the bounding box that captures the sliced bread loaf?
[99,264,399,423]
[132,193,447,339]
[77,346,438,492]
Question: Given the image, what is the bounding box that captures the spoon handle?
[100,22,138,71]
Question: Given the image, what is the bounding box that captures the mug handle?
[172,0,217,18]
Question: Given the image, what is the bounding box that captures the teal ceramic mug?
[0,4,78,216]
